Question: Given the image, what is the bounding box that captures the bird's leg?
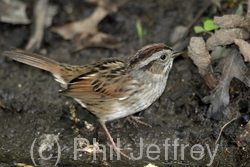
[99,121,130,159]
[126,115,152,127]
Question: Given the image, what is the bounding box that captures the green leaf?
[202,17,210,23]
[136,20,147,43]
[136,20,143,39]
[235,3,243,15]
[204,20,219,31]
[194,26,205,33]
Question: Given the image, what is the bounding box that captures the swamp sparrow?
[3,43,182,159]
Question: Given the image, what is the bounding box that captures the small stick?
[25,0,48,51]
[215,117,237,145]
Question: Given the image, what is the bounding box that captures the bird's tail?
[3,48,63,76]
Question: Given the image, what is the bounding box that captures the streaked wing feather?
[59,59,130,99]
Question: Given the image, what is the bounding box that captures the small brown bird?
[3,43,181,158]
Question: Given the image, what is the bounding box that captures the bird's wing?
[59,59,135,100]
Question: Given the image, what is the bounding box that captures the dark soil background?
[0,0,250,166]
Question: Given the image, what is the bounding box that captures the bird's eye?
[160,55,166,60]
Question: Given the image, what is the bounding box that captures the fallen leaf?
[51,6,108,40]
[214,15,250,32]
[72,32,121,51]
[234,39,250,62]
[203,49,250,117]
[51,0,128,50]
[188,37,217,89]
[206,28,249,50]
[0,0,30,24]
[188,37,211,75]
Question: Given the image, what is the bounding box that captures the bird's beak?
[171,51,183,58]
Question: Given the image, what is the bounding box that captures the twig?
[215,117,237,145]
[0,102,6,109]
[248,0,250,12]
[25,0,48,51]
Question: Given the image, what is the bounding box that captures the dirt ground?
[0,0,250,166]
